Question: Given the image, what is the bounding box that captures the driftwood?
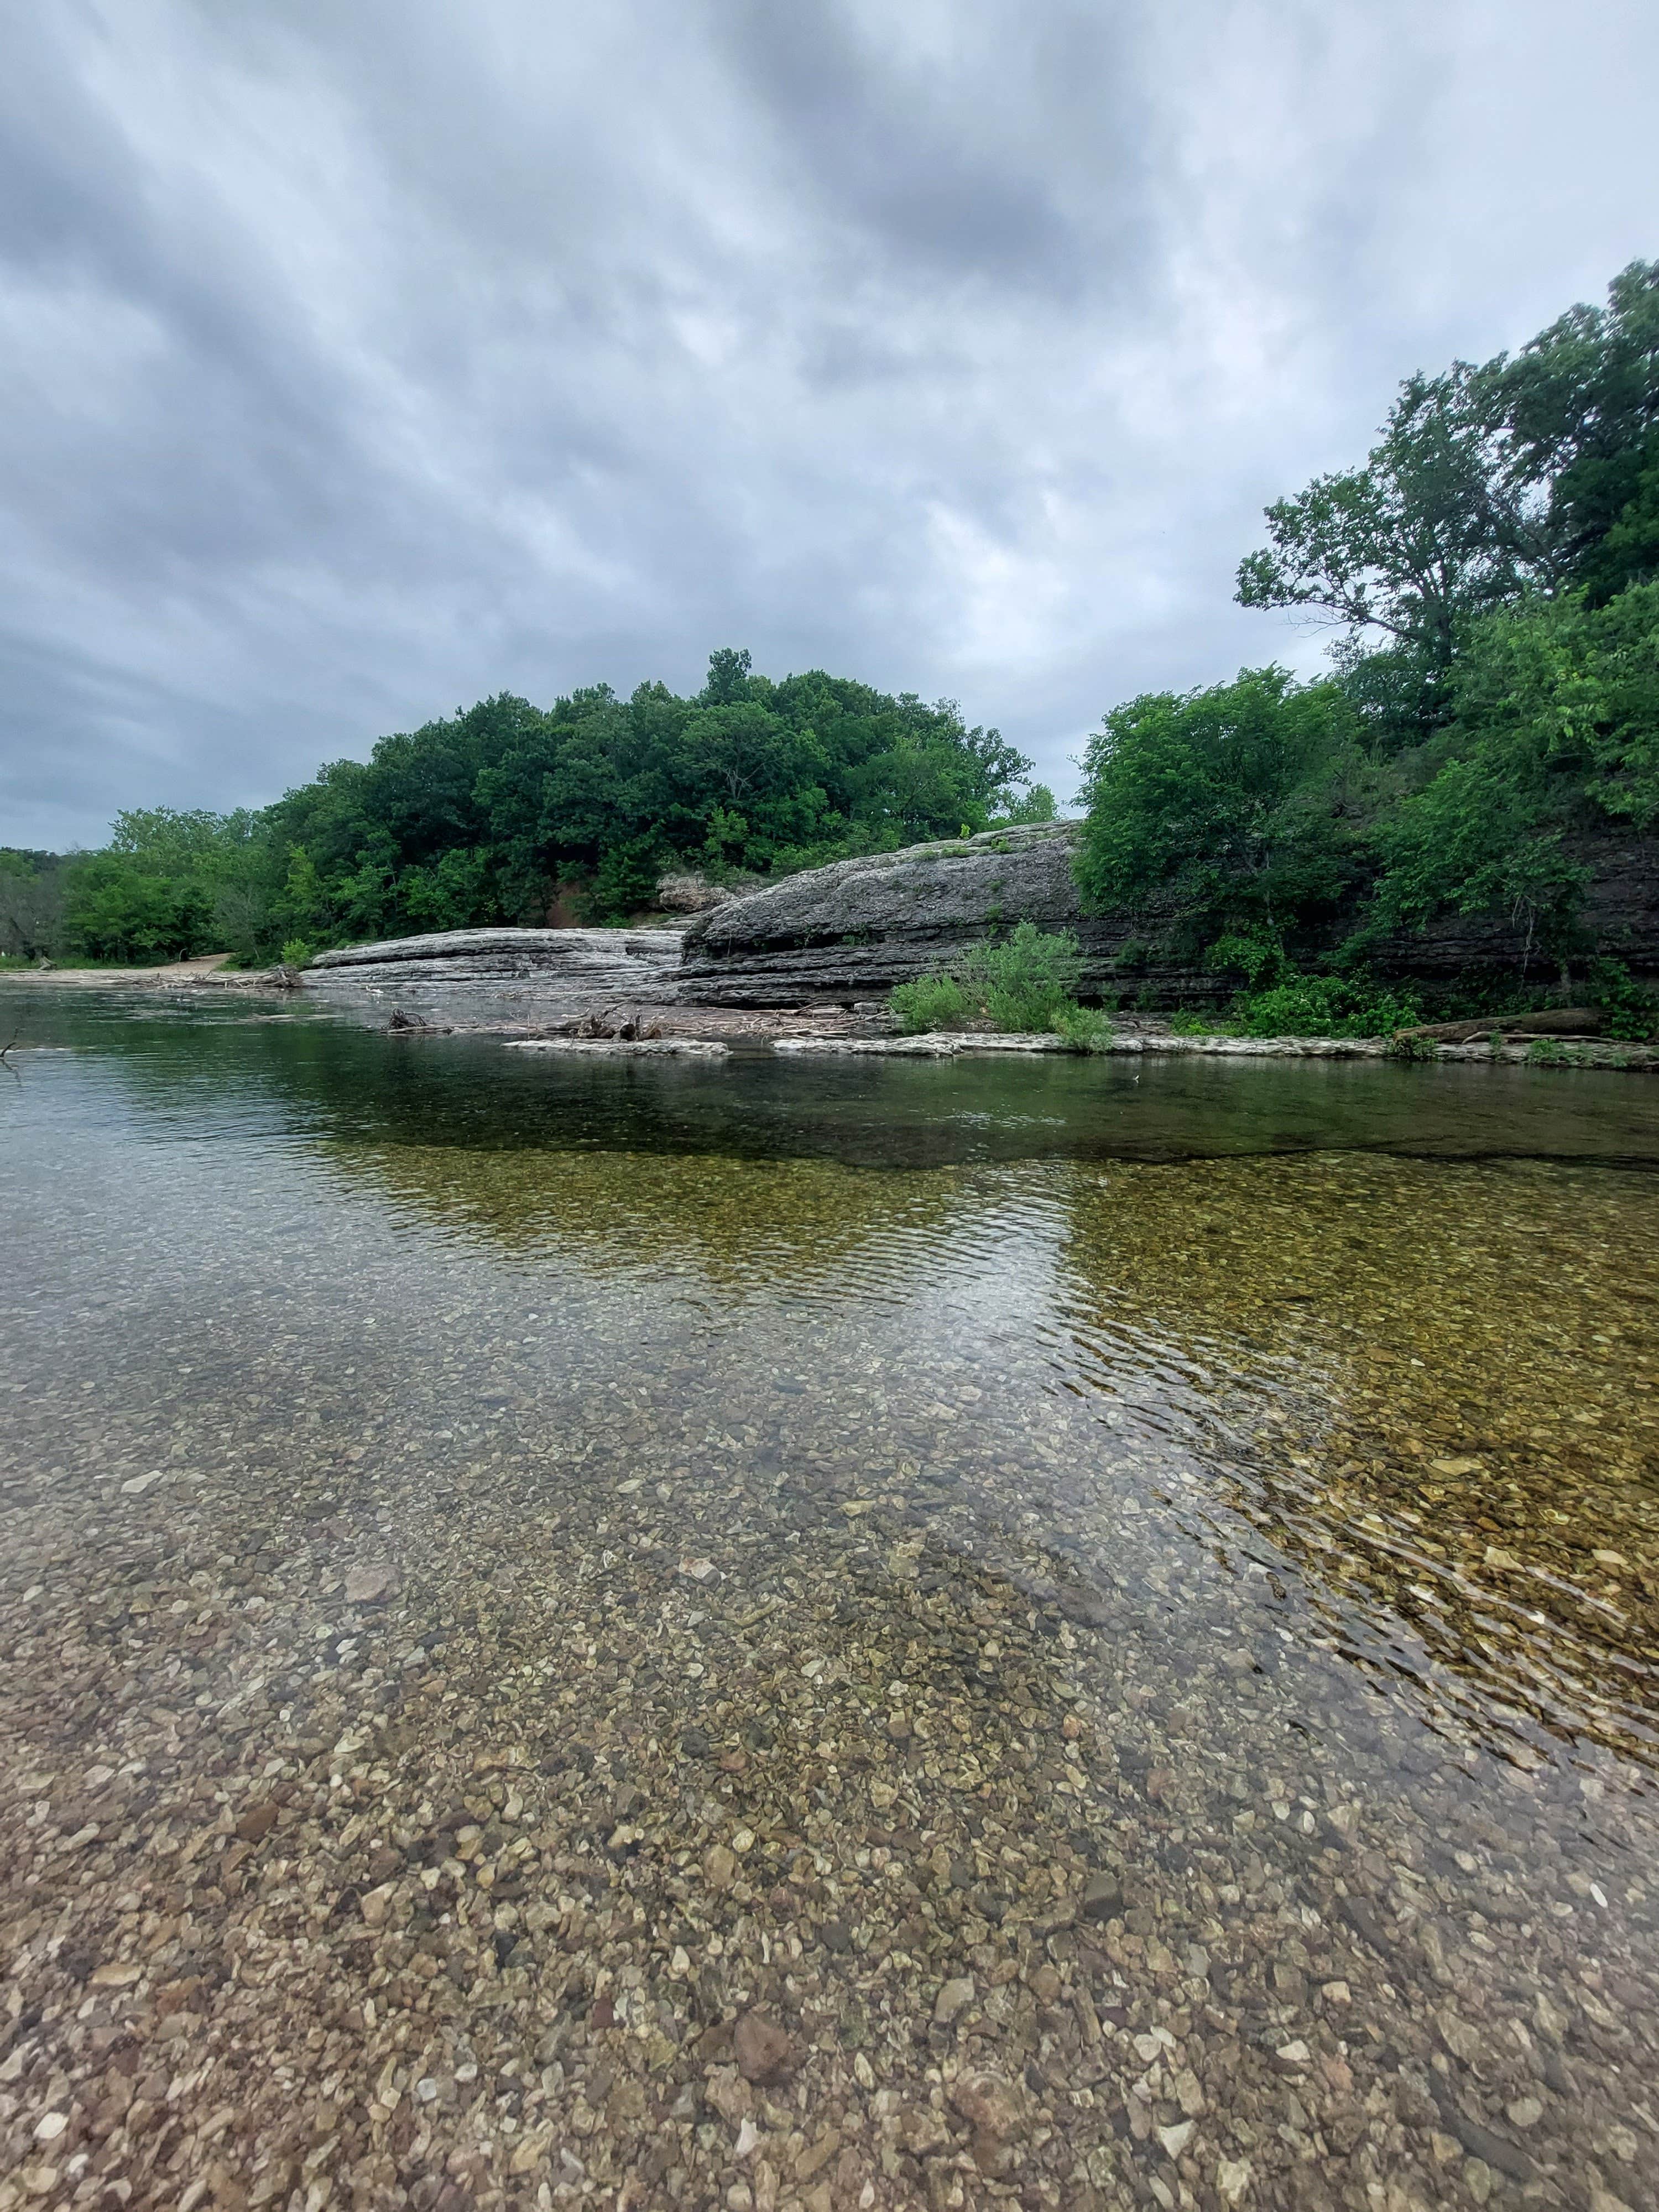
[1395,1007,1604,1044]
[548,1008,664,1041]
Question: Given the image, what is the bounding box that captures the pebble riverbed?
[2,1001,1656,2212]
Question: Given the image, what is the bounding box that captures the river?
[2,987,1656,2212]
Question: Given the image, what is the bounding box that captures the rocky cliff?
[676,826,1108,1006]
[305,927,685,1018]
[677,822,1659,1008]
[297,828,1659,1019]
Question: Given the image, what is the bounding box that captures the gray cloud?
[2,0,1656,847]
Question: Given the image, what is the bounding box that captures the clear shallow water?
[2,988,1657,2212]
[11,985,1659,1166]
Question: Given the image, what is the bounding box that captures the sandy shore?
[0,957,283,990]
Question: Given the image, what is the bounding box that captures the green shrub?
[280,938,315,968]
[1385,1031,1442,1061]
[889,924,1111,1040]
[1589,957,1659,1040]
[959,920,1086,1032]
[1233,969,1422,1038]
[1206,931,1287,989]
[890,973,972,1032]
[1050,1003,1114,1052]
[1170,1010,1235,1035]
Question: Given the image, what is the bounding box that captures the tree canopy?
[33,653,1041,962]
[1236,261,1659,664]
[1234,364,1551,680]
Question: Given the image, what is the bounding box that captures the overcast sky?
[3,0,1656,848]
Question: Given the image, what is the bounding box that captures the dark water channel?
[2,988,1656,2212]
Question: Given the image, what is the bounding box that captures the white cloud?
[1,0,1654,843]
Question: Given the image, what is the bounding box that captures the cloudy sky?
[3,0,1656,848]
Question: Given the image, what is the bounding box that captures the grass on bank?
[890,922,1114,1051]
[891,926,1659,1049]
[1165,948,1657,1042]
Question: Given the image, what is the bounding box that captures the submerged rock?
[732,2007,794,2084]
[505,1037,729,1057]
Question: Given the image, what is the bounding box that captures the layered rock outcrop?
[299,825,1659,1019]
[679,823,1659,1008]
[305,927,684,1019]
[677,826,1115,1006]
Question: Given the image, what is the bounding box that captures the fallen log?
[1395,1007,1603,1044]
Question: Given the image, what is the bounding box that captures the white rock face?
[679,825,1088,1007]
[304,927,685,1019]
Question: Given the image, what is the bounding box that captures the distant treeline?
[6,261,1656,999]
[1,653,1053,963]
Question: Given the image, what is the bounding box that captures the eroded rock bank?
[677,825,1104,1008]
[280,821,1659,1039]
[304,926,685,1019]
[679,822,1659,1010]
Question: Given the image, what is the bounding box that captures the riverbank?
[768,1030,1659,1071]
[484,1020,1659,1072]
[7,967,1656,1070]
[0,955,282,990]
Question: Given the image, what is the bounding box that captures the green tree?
[1237,365,1551,682]
[997,783,1057,825]
[1367,583,1659,961]
[62,807,270,963]
[400,847,496,933]
[1368,755,1590,967]
[588,834,670,920]
[64,857,212,961]
[1074,669,1370,945]
[1485,259,1659,603]
[0,850,67,959]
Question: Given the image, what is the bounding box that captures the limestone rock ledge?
[305,927,685,1016]
[677,825,1107,1008]
[679,821,1659,1008]
[295,821,1659,1020]
[504,1037,729,1058]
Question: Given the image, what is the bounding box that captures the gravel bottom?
[2,1121,1657,2212]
